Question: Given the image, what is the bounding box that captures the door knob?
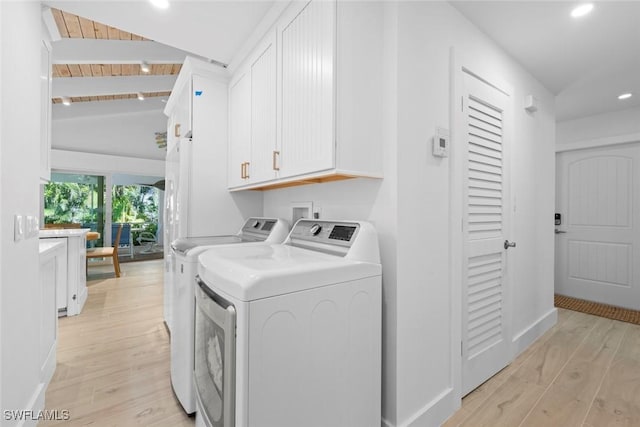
[555,229,567,234]
[504,240,516,250]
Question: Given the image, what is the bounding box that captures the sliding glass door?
[43,172,164,254]
[44,172,106,246]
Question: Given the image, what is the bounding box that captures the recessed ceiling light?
[137,92,145,101]
[618,93,633,100]
[61,96,71,106]
[149,0,169,9]
[140,61,151,73]
[571,3,594,18]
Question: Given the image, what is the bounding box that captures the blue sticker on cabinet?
[195,91,203,96]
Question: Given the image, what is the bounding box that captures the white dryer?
[170,217,289,414]
[195,219,382,427]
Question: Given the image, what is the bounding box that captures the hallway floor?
[444,307,640,426]
[43,260,193,426]
[42,259,640,426]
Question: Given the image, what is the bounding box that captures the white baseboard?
[511,307,558,358]
[78,287,88,314]
[384,387,455,427]
[12,383,45,427]
[41,342,57,386]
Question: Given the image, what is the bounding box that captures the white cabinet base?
[40,229,88,316]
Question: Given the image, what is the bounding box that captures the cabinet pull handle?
[272,151,280,171]
[240,162,245,179]
[245,162,250,179]
[174,123,181,137]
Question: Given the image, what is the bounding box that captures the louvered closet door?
[461,72,512,396]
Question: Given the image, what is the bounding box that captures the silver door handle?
[504,240,516,250]
[555,229,567,234]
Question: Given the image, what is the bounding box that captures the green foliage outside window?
[112,185,159,237]
[44,182,97,224]
[44,181,159,240]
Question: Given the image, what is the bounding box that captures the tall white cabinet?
[228,0,384,190]
[163,57,262,331]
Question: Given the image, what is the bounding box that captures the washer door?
[194,276,236,427]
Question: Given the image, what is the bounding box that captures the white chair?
[137,229,159,253]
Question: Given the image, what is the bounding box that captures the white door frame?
[450,47,515,404]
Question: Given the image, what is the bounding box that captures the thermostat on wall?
[432,127,449,158]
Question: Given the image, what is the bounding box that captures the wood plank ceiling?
[51,8,180,104]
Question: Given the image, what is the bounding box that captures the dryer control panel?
[287,220,361,255]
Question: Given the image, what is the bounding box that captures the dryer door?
[194,276,236,427]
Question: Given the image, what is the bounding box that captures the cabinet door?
[228,71,252,187]
[279,0,336,178]
[173,80,192,140]
[250,33,278,183]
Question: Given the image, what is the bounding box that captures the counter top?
[39,240,66,257]
[40,228,90,238]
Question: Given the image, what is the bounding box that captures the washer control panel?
[240,217,279,241]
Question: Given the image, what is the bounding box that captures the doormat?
[555,294,640,325]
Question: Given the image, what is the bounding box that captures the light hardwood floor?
[43,260,640,427]
[444,307,640,427]
[43,260,194,426]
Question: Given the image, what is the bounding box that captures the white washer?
[195,219,382,427]
[170,217,289,415]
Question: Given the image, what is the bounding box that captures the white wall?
[556,106,640,150]
[1,2,46,424]
[52,109,167,161]
[0,0,4,415]
[394,3,555,425]
[51,149,165,177]
[263,2,556,426]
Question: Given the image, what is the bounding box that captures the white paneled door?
[555,143,640,310]
[461,71,512,396]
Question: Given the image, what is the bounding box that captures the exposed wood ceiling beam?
[52,39,189,64]
[52,63,181,78]
[53,75,177,98]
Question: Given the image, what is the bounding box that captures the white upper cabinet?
[166,78,192,153]
[278,0,335,178]
[164,57,227,153]
[228,70,252,188]
[228,32,278,188]
[250,33,278,183]
[228,0,384,190]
